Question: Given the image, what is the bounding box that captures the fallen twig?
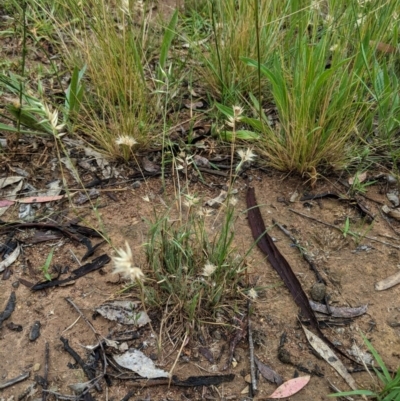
[31,254,110,290]
[247,188,361,365]
[289,208,400,251]
[42,342,49,401]
[124,374,235,388]
[65,297,108,388]
[0,291,16,328]
[198,167,228,177]
[273,219,326,284]
[375,270,400,291]
[0,371,30,389]
[379,208,400,237]
[248,300,257,396]
[60,336,101,392]
[0,222,82,242]
[327,380,354,401]
[309,300,368,318]
[223,315,247,370]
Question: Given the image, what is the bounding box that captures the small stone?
[119,342,128,352]
[29,321,41,341]
[386,174,397,186]
[6,322,23,332]
[387,314,400,328]
[212,330,221,340]
[244,374,251,383]
[12,281,20,289]
[132,181,141,189]
[278,348,291,364]
[311,282,326,302]
[33,363,41,372]
[240,385,249,394]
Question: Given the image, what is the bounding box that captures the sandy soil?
[1,162,400,400]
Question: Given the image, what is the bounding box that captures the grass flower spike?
[201,262,217,277]
[227,105,244,127]
[113,241,144,282]
[237,148,257,163]
[115,135,138,147]
[183,194,200,208]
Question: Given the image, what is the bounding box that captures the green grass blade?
[65,65,86,115]
[215,102,234,118]
[157,9,178,82]
[0,122,46,135]
[44,248,54,270]
[328,390,376,397]
[362,333,391,382]
[220,130,260,141]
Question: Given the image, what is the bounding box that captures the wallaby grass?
[0,0,399,328]
[143,203,248,335]
[1,0,399,173]
[1,0,400,391]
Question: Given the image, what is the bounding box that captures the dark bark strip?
[247,187,320,330]
[246,187,361,365]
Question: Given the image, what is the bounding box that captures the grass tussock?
[234,0,399,176]
[186,0,287,101]
[144,204,247,333]
[1,0,399,172]
[55,0,165,160]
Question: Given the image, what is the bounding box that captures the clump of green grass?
[184,0,285,102]
[47,0,178,160]
[329,333,400,400]
[144,202,247,332]
[235,0,399,178]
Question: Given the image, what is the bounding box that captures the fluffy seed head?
[183,194,200,208]
[226,105,244,127]
[115,135,138,147]
[248,288,258,300]
[201,262,217,277]
[113,241,144,282]
[232,105,244,118]
[237,148,256,163]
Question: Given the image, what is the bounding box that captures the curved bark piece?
[246,187,360,366]
[246,187,320,330]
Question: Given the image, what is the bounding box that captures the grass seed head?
[227,105,244,127]
[183,194,200,208]
[237,148,256,163]
[115,135,138,147]
[248,288,258,300]
[201,262,217,277]
[113,241,144,282]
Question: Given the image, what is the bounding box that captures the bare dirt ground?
[1,146,400,400]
